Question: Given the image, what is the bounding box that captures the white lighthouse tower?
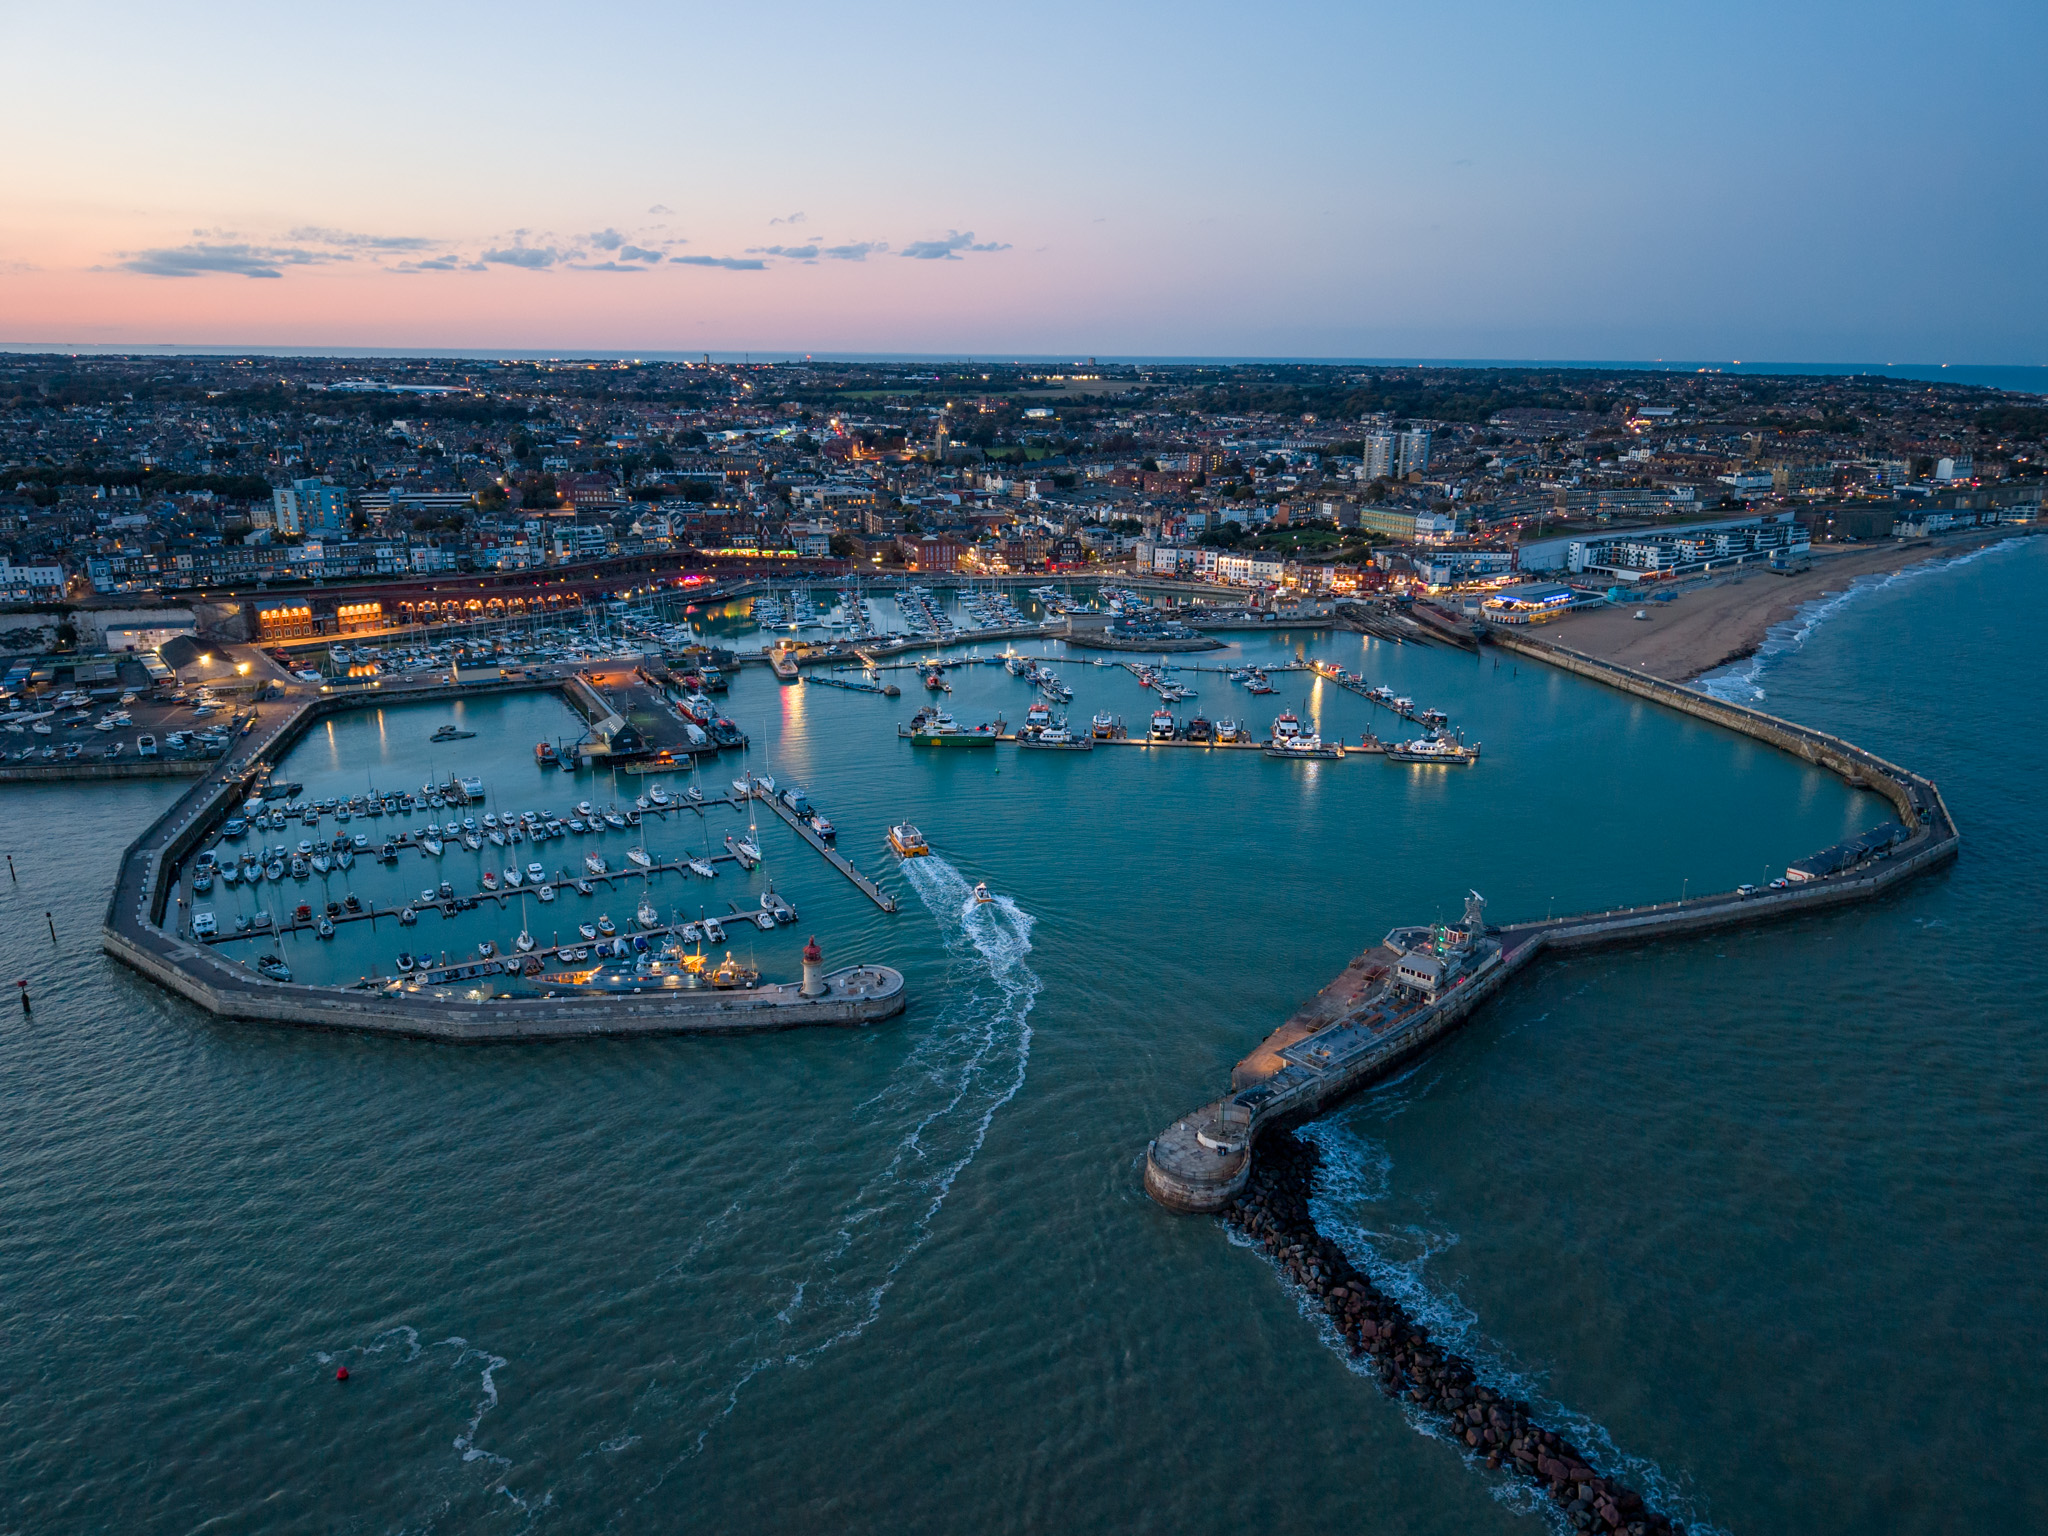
[801,935,825,997]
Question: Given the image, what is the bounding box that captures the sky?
[3,0,2044,362]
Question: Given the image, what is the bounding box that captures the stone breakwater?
[1228,1128,1684,1536]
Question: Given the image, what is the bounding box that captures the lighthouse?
[801,935,825,997]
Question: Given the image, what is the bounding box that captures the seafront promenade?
[99,671,906,1040]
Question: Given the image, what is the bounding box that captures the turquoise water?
[2,543,2037,1533]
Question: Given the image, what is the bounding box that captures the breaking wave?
[1698,537,2021,704]
[1286,1107,1725,1534]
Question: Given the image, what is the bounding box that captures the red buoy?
[335,1366,350,1382]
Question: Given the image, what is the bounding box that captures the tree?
[828,533,856,559]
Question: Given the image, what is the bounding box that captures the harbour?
[10,541,2035,1534]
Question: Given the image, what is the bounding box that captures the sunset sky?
[5,0,2044,360]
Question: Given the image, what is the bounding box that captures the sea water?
[1,548,2036,1533]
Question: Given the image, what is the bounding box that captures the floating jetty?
[751,786,897,912]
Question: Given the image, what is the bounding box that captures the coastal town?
[0,355,2037,633]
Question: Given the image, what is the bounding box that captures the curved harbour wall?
[1146,632,1959,1212]
[1144,630,1962,1532]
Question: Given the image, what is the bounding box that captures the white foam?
[631,854,1040,1491]
[1698,537,2024,704]
[1287,1110,1728,1534]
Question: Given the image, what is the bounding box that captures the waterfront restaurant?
[1480,582,1577,625]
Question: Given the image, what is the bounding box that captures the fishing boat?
[535,742,560,767]
[888,822,930,858]
[1019,723,1091,751]
[596,914,617,937]
[1091,712,1116,740]
[1270,711,1303,745]
[1383,735,1482,765]
[1265,734,1346,760]
[1149,709,1176,741]
[1215,718,1242,742]
[810,816,836,842]
[709,951,759,989]
[481,871,499,890]
[1024,701,1053,734]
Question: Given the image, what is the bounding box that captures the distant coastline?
[0,344,2041,394]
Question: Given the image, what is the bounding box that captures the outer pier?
[1146,633,1961,1212]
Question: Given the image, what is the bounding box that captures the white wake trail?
[632,853,1039,1493]
[1298,1112,1724,1534]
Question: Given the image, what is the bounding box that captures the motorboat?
[481,871,499,890]
[399,905,418,925]
[535,882,557,903]
[526,862,546,883]
[888,823,930,858]
[596,914,617,937]
[396,953,415,973]
[191,911,217,938]
[579,922,598,941]
[972,881,995,905]
[1271,711,1303,745]
[477,940,497,958]
[316,915,335,938]
[255,954,291,982]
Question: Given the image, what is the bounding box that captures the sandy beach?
[1539,526,2037,681]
